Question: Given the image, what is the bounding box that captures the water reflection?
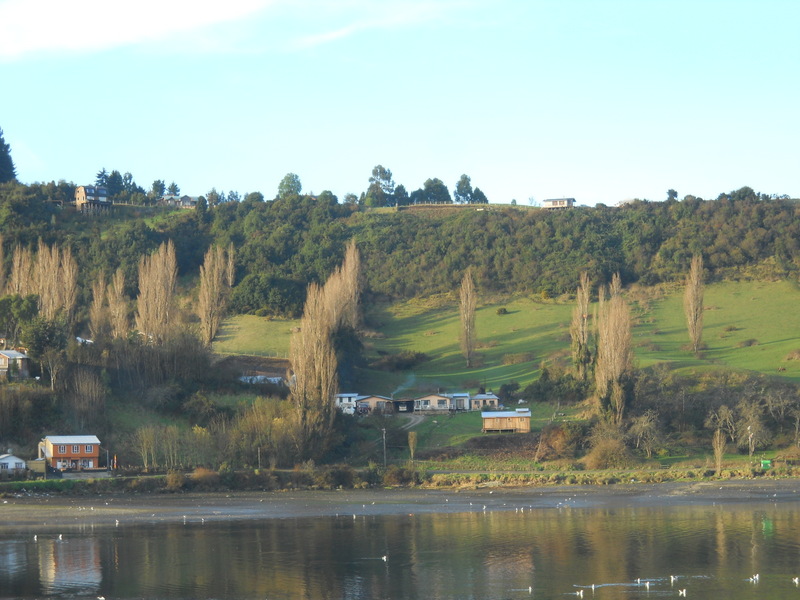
[1,503,800,599]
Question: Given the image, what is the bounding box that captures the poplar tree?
[684,254,704,355]
[459,268,477,368]
[135,241,177,344]
[288,240,362,461]
[197,245,231,346]
[107,268,129,339]
[570,272,592,381]
[595,273,634,425]
[89,270,108,340]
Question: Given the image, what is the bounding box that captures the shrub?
[165,470,185,492]
[502,352,534,365]
[496,307,508,315]
[582,438,634,470]
[314,465,356,489]
[737,338,758,348]
[191,467,220,489]
[382,465,419,486]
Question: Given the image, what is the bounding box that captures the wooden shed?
[481,408,531,433]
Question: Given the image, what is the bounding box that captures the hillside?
[214,279,800,396]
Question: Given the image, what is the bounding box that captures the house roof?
[482,410,531,418]
[42,435,101,445]
[0,453,24,462]
[472,393,499,400]
[0,350,27,359]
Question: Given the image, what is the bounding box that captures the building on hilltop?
[75,186,110,212]
[542,197,575,210]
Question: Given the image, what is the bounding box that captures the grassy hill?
[213,279,800,395]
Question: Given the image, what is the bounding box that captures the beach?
[2,479,799,532]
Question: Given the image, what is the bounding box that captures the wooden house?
[481,408,531,433]
[38,435,102,470]
[0,350,29,379]
[414,393,451,412]
[75,186,110,212]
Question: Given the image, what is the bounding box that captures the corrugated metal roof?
[482,410,530,418]
[0,350,27,359]
[42,435,101,445]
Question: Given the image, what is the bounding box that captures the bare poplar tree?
[287,242,362,461]
[135,241,177,344]
[289,282,338,460]
[684,254,704,355]
[107,268,129,339]
[712,428,725,473]
[197,245,229,346]
[595,273,634,425]
[34,240,60,319]
[226,242,236,288]
[89,270,108,340]
[60,246,78,322]
[7,244,33,297]
[459,268,477,368]
[570,271,592,381]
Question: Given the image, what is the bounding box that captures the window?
[0,463,7,470]
[58,445,66,453]
[15,462,23,469]
[85,445,93,453]
[72,445,79,453]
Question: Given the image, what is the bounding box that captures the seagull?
[793,577,799,585]
[33,535,37,541]
[678,589,686,597]
[58,534,62,541]
[382,555,387,562]
[645,581,650,590]
[575,590,583,598]
[670,575,677,585]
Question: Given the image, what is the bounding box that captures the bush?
[496,307,508,315]
[582,438,634,470]
[190,467,220,489]
[165,470,185,492]
[314,465,356,489]
[502,352,534,365]
[382,465,419,486]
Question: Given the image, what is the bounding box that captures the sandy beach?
[2,479,799,532]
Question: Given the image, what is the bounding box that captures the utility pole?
[382,428,387,468]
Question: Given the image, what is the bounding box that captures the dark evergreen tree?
[0,128,16,183]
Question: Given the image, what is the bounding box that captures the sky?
[1,0,798,206]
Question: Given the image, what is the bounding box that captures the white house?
[542,197,575,210]
[335,393,365,415]
[0,453,26,475]
[471,393,500,411]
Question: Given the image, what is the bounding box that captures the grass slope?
[214,280,800,395]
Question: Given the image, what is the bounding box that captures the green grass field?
[213,280,800,395]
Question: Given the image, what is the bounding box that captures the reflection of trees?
[13,506,800,598]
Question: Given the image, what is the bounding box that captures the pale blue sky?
[1,0,797,205]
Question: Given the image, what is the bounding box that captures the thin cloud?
[0,0,276,60]
[289,0,469,51]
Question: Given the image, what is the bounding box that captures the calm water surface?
[2,501,800,599]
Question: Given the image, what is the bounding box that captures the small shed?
[482,408,531,433]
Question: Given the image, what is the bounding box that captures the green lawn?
[213,280,800,396]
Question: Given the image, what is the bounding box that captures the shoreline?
[2,479,800,532]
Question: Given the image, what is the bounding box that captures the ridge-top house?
[38,436,102,471]
[75,186,110,212]
[542,197,575,210]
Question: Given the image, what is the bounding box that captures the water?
[2,501,800,599]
